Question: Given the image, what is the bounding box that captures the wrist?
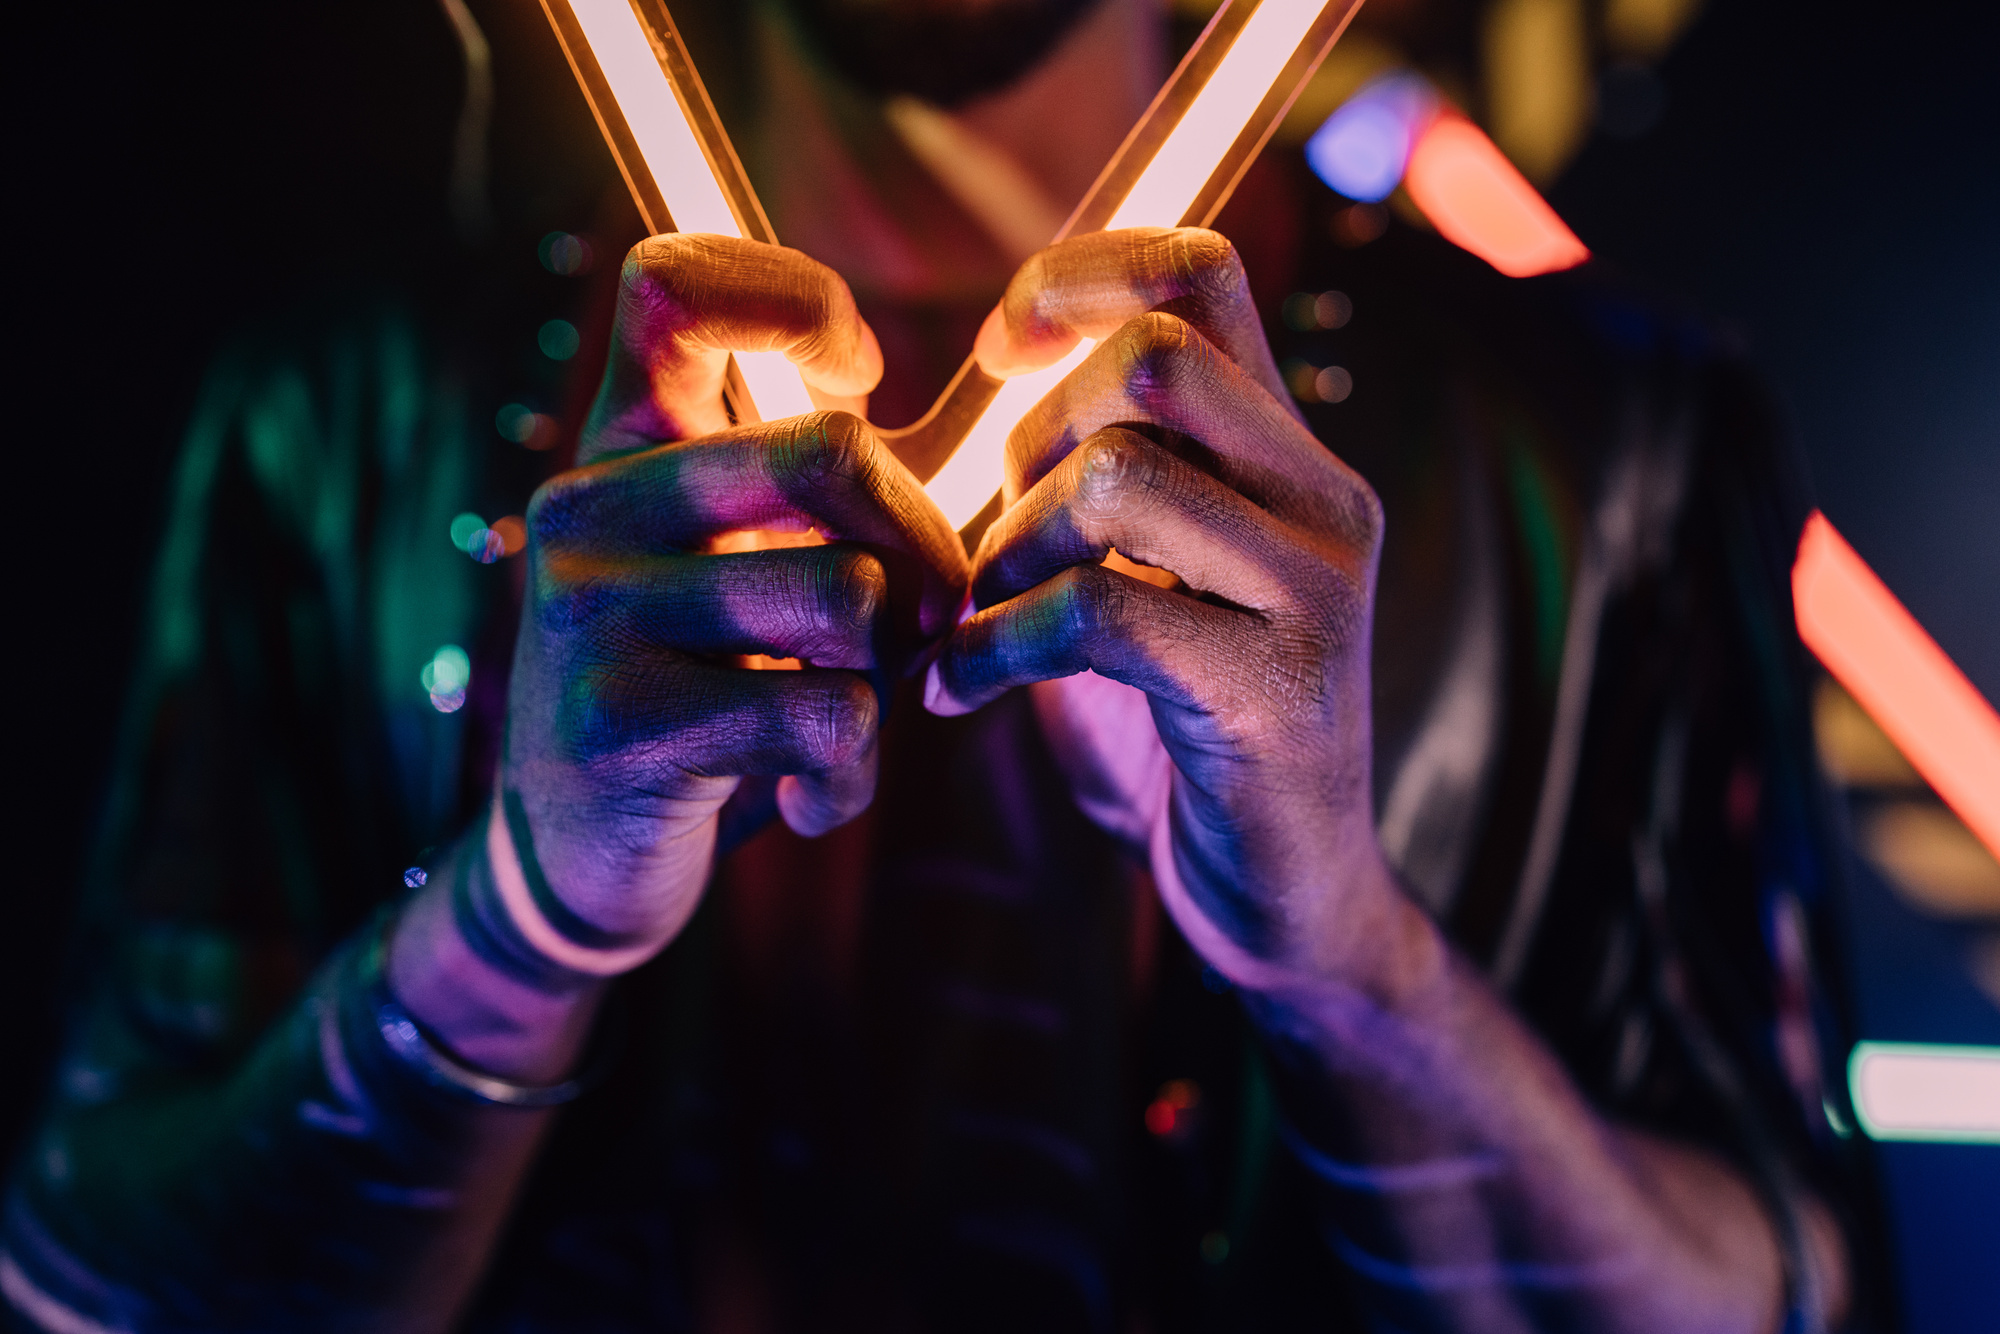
[1151,807,1448,1015]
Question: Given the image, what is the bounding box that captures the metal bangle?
[360,912,593,1109]
[372,991,585,1109]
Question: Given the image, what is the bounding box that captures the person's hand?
[930,228,1413,994]
[505,234,968,959]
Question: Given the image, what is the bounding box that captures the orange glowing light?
[558,0,815,421]
[1793,511,2000,862]
[546,0,1369,529]
[1402,115,1590,278]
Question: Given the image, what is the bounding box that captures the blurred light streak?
[1402,115,1591,277]
[1481,0,1592,183]
[1848,1042,2000,1143]
[1305,72,1436,201]
[1793,511,2000,863]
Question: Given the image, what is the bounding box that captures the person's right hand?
[503,234,967,964]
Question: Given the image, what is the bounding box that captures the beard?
[778,0,1105,107]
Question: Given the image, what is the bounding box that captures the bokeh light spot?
[491,515,527,557]
[1314,365,1354,402]
[421,645,471,713]
[538,319,582,361]
[1304,72,1438,203]
[450,512,487,552]
[496,403,535,442]
[1145,1078,1202,1141]
[1331,202,1389,247]
[538,231,594,276]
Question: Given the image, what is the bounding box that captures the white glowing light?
[734,348,818,420]
[565,0,1340,524]
[1108,0,1325,230]
[570,0,737,236]
[1848,1042,2000,1143]
[570,0,817,424]
[928,339,1096,529]
[939,0,1333,525]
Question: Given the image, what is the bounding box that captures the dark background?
[5,0,1995,1327]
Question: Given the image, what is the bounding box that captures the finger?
[927,563,1257,718]
[1003,313,1378,551]
[973,227,1286,402]
[537,545,889,670]
[583,234,883,460]
[533,412,969,636]
[566,655,879,781]
[972,428,1303,613]
[777,736,879,837]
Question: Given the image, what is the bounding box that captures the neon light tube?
[1848,1042,2000,1144]
[556,0,815,421]
[545,0,1366,525]
[1794,511,2000,863]
[1107,0,1338,231]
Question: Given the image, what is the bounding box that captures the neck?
[746,0,1166,305]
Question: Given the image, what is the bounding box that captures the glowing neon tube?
[553,0,815,421]
[1793,511,2000,863]
[544,0,1365,526]
[1848,1042,2000,1144]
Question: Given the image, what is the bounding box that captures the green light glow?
[420,644,472,696]
[538,319,581,362]
[449,513,486,552]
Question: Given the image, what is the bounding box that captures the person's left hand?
[927,228,1411,992]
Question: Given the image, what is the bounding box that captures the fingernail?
[972,305,1008,375]
[923,659,973,717]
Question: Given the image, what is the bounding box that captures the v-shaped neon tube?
[543,0,1367,528]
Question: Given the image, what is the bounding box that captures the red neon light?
[1793,511,2000,862]
[1402,116,1589,278]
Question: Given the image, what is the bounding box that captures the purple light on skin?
[1305,72,1439,203]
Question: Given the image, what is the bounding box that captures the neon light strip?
[1793,511,2000,862]
[557,0,1352,526]
[567,0,815,420]
[937,0,1339,525]
[1847,1042,2000,1144]
[1107,0,1328,231]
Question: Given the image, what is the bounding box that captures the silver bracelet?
[373,993,585,1108]
[361,912,589,1109]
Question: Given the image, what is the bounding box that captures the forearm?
[1244,895,1795,1334]
[2,826,618,1334]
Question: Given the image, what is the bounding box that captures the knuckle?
[1072,430,1163,521]
[804,676,877,766]
[534,552,620,632]
[777,411,872,493]
[526,473,588,549]
[824,548,887,628]
[1166,227,1246,297]
[1057,565,1128,645]
[1109,311,1197,398]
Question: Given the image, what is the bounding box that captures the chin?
[779,0,1104,106]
